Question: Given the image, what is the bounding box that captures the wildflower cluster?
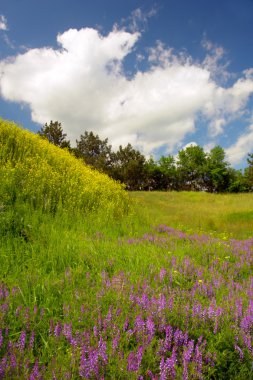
[0,119,129,216]
[1,224,253,378]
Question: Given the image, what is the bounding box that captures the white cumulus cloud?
[0,15,8,31]
[0,26,253,160]
[226,124,253,165]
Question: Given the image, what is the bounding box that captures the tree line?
[38,121,253,192]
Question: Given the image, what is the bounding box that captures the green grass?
[131,191,253,239]
[1,192,253,378]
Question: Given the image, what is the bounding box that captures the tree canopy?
[37,121,70,149]
[37,121,253,193]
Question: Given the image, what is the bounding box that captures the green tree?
[38,121,70,149]
[177,145,207,190]
[111,144,146,190]
[145,155,178,190]
[75,131,112,173]
[228,168,250,193]
[158,155,177,190]
[246,153,253,190]
[205,146,231,192]
[144,157,164,190]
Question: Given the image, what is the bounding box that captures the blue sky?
[0,0,253,167]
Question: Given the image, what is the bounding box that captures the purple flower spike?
[18,330,26,351]
[235,344,244,360]
[29,331,35,349]
[160,268,167,282]
[10,353,17,370]
[183,340,194,380]
[54,322,62,338]
[127,346,143,372]
[146,369,155,379]
[193,345,203,379]
[0,357,7,378]
[0,329,3,349]
[146,316,155,343]
[98,337,108,365]
[29,360,41,380]
[160,347,177,380]
[63,323,72,341]
[135,315,145,334]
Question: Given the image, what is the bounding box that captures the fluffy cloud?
[0,15,8,30]
[226,124,253,165]
[0,26,253,159]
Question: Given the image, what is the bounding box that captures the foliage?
[37,120,71,149]
[145,155,177,190]
[205,146,231,192]
[75,131,112,174]
[246,153,253,189]
[177,145,207,190]
[111,143,146,190]
[35,121,253,193]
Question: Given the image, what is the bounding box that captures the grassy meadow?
[1,120,253,379]
[131,191,253,239]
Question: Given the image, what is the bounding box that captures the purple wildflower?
[174,328,184,348]
[146,316,155,343]
[29,360,41,380]
[160,347,177,380]
[235,344,244,360]
[240,314,253,332]
[127,346,143,372]
[146,369,155,379]
[10,353,17,370]
[93,325,99,338]
[1,303,8,313]
[29,331,35,349]
[159,268,167,282]
[0,357,7,378]
[18,330,26,351]
[88,348,99,377]
[163,325,173,352]
[15,306,22,317]
[112,329,120,353]
[63,323,72,341]
[123,317,129,331]
[79,346,90,378]
[98,337,108,364]
[139,293,149,310]
[0,284,9,300]
[193,345,203,379]
[135,315,145,335]
[0,329,3,349]
[54,322,62,338]
[183,340,194,380]
[158,294,166,311]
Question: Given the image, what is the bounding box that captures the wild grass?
[131,191,253,239]
[1,120,253,379]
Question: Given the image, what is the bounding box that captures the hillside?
[0,119,129,216]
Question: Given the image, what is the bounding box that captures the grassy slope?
[0,119,129,216]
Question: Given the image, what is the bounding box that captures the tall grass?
[131,191,253,239]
